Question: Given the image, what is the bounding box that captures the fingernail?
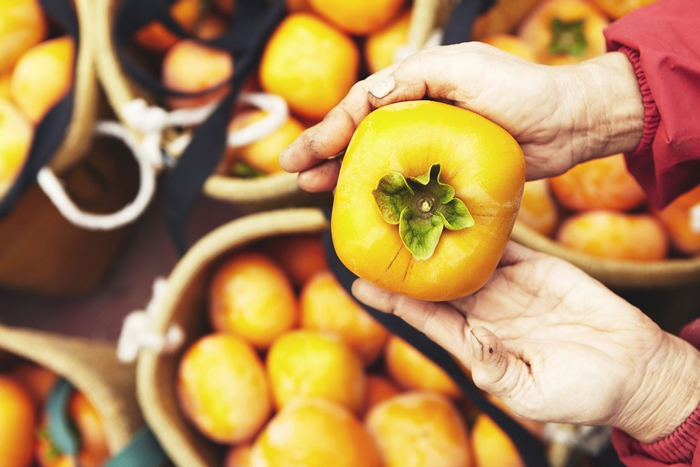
[470,330,484,362]
[369,75,395,99]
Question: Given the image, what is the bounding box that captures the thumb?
[469,326,528,399]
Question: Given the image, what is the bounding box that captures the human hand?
[280,42,644,192]
[352,241,700,443]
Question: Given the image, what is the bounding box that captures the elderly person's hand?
[351,241,700,444]
[280,42,644,192]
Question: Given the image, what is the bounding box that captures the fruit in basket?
[249,397,382,467]
[479,33,537,62]
[364,9,411,74]
[0,71,11,100]
[588,0,658,19]
[556,209,669,261]
[134,0,202,54]
[36,391,110,467]
[222,109,305,176]
[8,362,57,405]
[209,251,298,350]
[548,153,646,212]
[225,443,253,467]
[266,330,366,414]
[384,335,461,398]
[308,0,407,36]
[257,234,328,287]
[259,13,360,122]
[10,35,75,123]
[332,100,525,301]
[471,412,525,467]
[517,179,559,237]
[0,0,47,73]
[361,375,401,417]
[652,184,700,256]
[162,39,233,110]
[518,0,609,65]
[0,97,34,198]
[365,391,472,467]
[300,269,389,365]
[177,333,272,443]
[0,376,35,467]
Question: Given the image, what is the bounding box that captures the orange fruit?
[0,70,12,100]
[361,374,401,417]
[300,269,389,365]
[177,333,272,443]
[285,0,313,13]
[8,362,57,405]
[517,179,559,237]
[259,13,360,122]
[384,335,461,398]
[223,109,305,175]
[257,234,328,288]
[308,0,407,36]
[548,154,647,212]
[195,13,230,40]
[364,9,411,74]
[10,35,75,123]
[365,390,472,467]
[225,443,253,467]
[652,184,700,256]
[588,0,658,19]
[209,251,298,350]
[134,0,202,54]
[249,398,382,467]
[266,330,366,414]
[470,412,525,467]
[0,97,34,198]
[161,39,233,110]
[0,376,35,467]
[556,209,669,261]
[0,0,47,73]
[479,33,537,62]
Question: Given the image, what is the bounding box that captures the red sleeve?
[603,0,700,210]
[611,318,700,466]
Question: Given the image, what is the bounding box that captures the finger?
[297,158,342,193]
[469,325,531,399]
[351,279,470,360]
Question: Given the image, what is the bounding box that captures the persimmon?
[588,0,658,19]
[0,97,34,198]
[332,100,525,301]
[259,13,359,122]
[471,412,525,467]
[176,333,272,444]
[134,0,202,54]
[0,71,11,100]
[518,0,609,65]
[222,109,305,176]
[266,330,367,414]
[300,269,389,365]
[365,391,472,467]
[517,179,559,237]
[556,210,669,261]
[225,443,253,467]
[384,335,461,398]
[10,35,75,123]
[209,251,298,350]
[364,9,411,74]
[0,376,35,467]
[257,234,328,288]
[548,153,646,212]
[8,362,57,405]
[479,33,537,62]
[161,39,233,110]
[361,374,401,417]
[250,398,381,467]
[308,0,406,36]
[652,184,700,256]
[0,0,46,73]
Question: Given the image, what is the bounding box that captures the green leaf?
[549,18,587,57]
[399,208,445,261]
[373,172,415,224]
[438,198,475,230]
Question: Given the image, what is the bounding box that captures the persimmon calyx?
[549,18,587,57]
[372,164,474,260]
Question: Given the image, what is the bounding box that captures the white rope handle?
[690,202,700,233]
[227,92,288,147]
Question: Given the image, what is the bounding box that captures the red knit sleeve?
[611,318,700,466]
[603,0,700,210]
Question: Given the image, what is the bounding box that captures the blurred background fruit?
[0,376,35,467]
[0,0,47,73]
[0,98,33,198]
[307,0,407,36]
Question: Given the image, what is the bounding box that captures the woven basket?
[135,208,329,467]
[0,324,143,455]
[93,0,331,213]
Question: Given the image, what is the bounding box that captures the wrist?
[561,52,645,165]
[615,333,700,444]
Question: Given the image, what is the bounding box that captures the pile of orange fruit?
[473,0,700,261]
[174,232,546,467]
[0,0,76,198]
[0,360,109,467]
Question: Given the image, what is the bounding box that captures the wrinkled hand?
[280,42,643,192]
[352,241,700,443]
